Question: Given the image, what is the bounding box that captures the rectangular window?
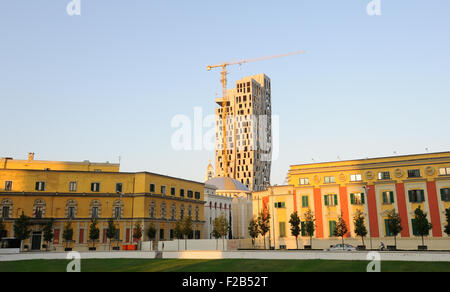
[274,202,286,208]
[170,229,174,240]
[69,182,77,192]
[378,172,391,180]
[329,221,337,237]
[299,178,309,185]
[407,169,421,178]
[159,229,165,240]
[279,222,286,238]
[301,222,306,236]
[408,190,425,203]
[440,188,450,202]
[150,184,156,193]
[187,190,193,198]
[350,174,362,182]
[116,183,123,193]
[35,181,46,191]
[194,192,201,200]
[161,186,166,195]
[324,194,338,207]
[91,183,100,192]
[384,219,393,236]
[68,207,75,219]
[180,189,185,197]
[2,206,10,218]
[4,181,12,191]
[439,168,450,176]
[171,187,176,196]
[350,193,365,205]
[324,176,335,184]
[382,191,395,204]
[92,207,99,218]
[411,219,420,236]
[115,207,121,219]
[301,196,309,208]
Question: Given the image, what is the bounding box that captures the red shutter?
[54,229,60,244]
[79,229,84,244]
[126,228,130,243]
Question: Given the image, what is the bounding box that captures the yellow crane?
[207,50,306,177]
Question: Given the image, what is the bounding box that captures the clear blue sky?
[1,1,449,185]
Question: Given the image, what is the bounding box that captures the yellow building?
[253,152,450,250]
[0,154,205,251]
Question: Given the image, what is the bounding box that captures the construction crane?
[207,50,306,178]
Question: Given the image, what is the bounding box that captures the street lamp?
[362,185,373,250]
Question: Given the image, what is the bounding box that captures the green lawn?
[0,259,449,272]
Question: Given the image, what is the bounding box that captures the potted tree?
[88,218,100,251]
[386,209,403,251]
[334,215,348,250]
[62,221,74,251]
[181,216,193,250]
[147,223,157,250]
[174,220,183,251]
[353,209,368,250]
[132,222,143,250]
[42,219,54,251]
[212,219,221,250]
[106,218,118,251]
[303,209,315,250]
[248,218,259,249]
[216,214,230,251]
[289,211,301,250]
[257,211,270,250]
[13,212,31,252]
[412,206,432,250]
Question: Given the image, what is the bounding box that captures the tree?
[182,216,193,250]
[88,218,100,248]
[412,206,433,247]
[62,221,74,250]
[13,212,31,251]
[257,211,270,250]
[106,218,117,251]
[0,218,6,241]
[211,223,221,250]
[213,214,230,251]
[445,208,450,236]
[387,209,403,248]
[353,209,368,247]
[334,215,348,250]
[133,222,143,242]
[304,209,316,248]
[147,224,156,241]
[42,219,54,251]
[174,220,183,251]
[248,218,259,249]
[289,212,301,249]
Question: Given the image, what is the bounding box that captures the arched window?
[149,201,156,219]
[160,203,167,219]
[171,204,176,220]
[188,205,192,218]
[89,200,102,218]
[113,199,124,219]
[33,199,46,218]
[66,200,78,219]
[0,199,13,219]
[180,204,185,220]
[195,206,199,221]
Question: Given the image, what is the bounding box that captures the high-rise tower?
[214,74,272,191]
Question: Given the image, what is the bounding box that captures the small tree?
[182,216,193,250]
[213,214,230,251]
[304,209,316,248]
[387,209,403,248]
[353,209,368,247]
[334,215,348,250]
[133,222,143,243]
[445,208,450,236]
[88,218,100,248]
[147,224,156,241]
[62,221,74,250]
[289,212,301,249]
[412,206,433,247]
[106,218,117,251]
[13,212,31,251]
[257,211,270,250]
[0,218,6,241]
[174,220,183,251]
[248,218,259,249]
[211,222,221,250]
[42,219,54,251]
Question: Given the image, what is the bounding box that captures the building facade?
[204,184,233,239]
[214,74,272,191]
[0,155,206,251]
[253,152,450,250]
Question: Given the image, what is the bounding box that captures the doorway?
[31,232,42,251]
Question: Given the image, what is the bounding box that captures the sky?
[0,0,449,185]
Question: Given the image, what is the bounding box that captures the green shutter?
[420,190,425,202]
[334,194,338,206]
[305,196,309,207]
[274,203,277,208]
[441,189,445,201]
[385,219,391,236]
[350,193,355,205]
[382,192,387,204]
[361,193,365,204]
[324,195,328,206]
[390,192,395,204]
[412,219,418,236]
[329,221,333,237]
[408,191,413,202]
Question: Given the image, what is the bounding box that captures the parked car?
[324,244,356,252]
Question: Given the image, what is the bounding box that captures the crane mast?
[207,50,306,177]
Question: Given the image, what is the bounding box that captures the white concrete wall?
[155,239,229,251]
